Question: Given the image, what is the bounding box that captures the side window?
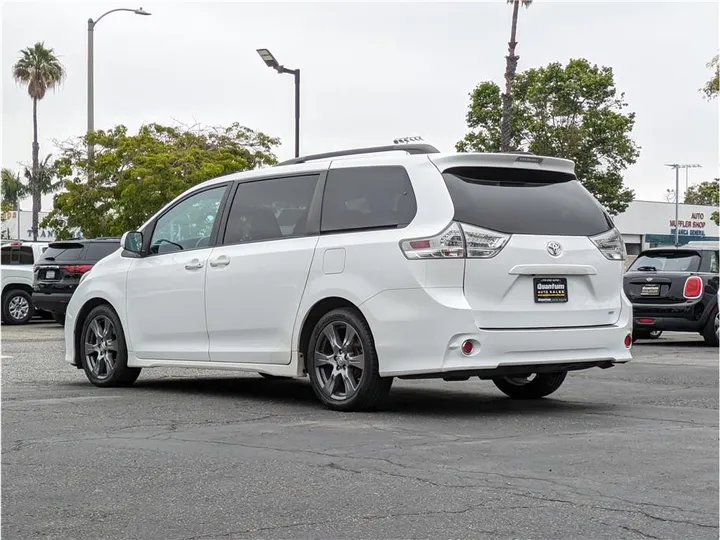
[320,166,417,233]
[1,246,11,265]
[19,247,34,265]
[150,185,228,255]
[223,175,319,245]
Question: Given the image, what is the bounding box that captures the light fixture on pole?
[256,48,300,158]
[87,7,151,174]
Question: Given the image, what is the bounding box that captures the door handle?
[209,256,230,268]
[184,259,204,270]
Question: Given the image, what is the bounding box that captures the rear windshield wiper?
[636,266,657,272]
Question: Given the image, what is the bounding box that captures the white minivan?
[64,144,633,411]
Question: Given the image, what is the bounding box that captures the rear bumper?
[361,287,633,378]
[32,292,72,314]
[632,302,705,332]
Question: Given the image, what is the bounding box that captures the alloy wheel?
[8,295,29,321]
[715,312,719,341]
[314,321,365,401]
[84,315,118,381]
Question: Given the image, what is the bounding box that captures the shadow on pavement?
[106,375,613,417]
[635,339,710,348]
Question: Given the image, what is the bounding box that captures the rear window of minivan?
[442,167,614,236]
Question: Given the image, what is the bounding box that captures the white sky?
[1,0,718,212]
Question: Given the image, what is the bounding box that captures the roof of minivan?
[195,151,577,191]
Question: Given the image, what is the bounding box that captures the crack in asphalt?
[180,505,503,539]
[597,520,663,540]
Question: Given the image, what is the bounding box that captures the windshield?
[629,251,701,272]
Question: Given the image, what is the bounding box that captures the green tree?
[684,178,719,225]
[43,122,280,239]
[702,55,719,100]
[457,58,640,215]
[1,168,28,213]
[23,153,64,209]
[12,42,66,240]
[501,0,533,152]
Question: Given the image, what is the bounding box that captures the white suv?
[2,241,49,325]
[63,145,633,411]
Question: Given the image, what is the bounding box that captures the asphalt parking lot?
[2,322,718,540]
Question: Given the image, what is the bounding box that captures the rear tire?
[702,309,719,347]
[493,372,567,399]
[632,329,651,342]
[80,305,141,387]
[307,308,392,411]
[2,289,33,325]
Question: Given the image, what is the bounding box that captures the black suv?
[33,238,120,325]
[623,245,719,346]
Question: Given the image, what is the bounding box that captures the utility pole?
[665,163,702,246]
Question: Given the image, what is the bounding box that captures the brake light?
[590,228,626,261]
[683,276,703,299]
[61,264,94,274]
[400,222,510,260]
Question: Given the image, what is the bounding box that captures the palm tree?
[500,0,533,152]
[1,168,29,213]
[12,42,66,240]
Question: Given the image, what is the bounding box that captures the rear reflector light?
[589,228,626,261]
[683,276,703,299]
[461,340,474,355]
[61,264,94,274]
[400,222,510,260]
[624,334,632,348]
[637,318,655,325]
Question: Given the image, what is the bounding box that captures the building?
[0,210,81,242]
[612,200,719,264]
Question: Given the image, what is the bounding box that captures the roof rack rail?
[274,143,441,167]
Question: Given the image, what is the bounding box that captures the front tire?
[307,308,392,411]
[493,372,567,399]
[2,289,33,325]
[702,309,719,347]
[80,305,141,387]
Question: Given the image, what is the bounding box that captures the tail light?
[61,264,94,275]
[590,228,626,261]
[400,222,510,260]
[683,276,703,299]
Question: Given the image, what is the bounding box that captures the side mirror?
[121,231,143,254]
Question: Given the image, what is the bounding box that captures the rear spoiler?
[429,153,576,175]
[48,241,85,249]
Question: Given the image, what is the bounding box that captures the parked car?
[33,238,121,325]
[63,144,633,411]
[624,245,719,345]
[1,241,49,325]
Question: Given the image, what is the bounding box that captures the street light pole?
[256,49,300,158]
[87,7,151,175]
[293,69,300,159]
[666,163,702,246]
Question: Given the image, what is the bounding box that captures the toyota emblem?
[547,241,563,257]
